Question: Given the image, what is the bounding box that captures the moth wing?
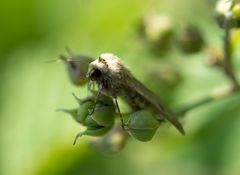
[125,73,185,135]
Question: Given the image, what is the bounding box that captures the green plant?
[59,0,240,153]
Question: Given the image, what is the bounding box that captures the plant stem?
[177,22,240,116]
[177,85,238,116]
[222,23,240,89]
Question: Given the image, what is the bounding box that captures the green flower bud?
[83,115,99,127]
[72,93,115,127]
[232,3,240,18]
[91,95,115,127]
[59,54,93,86]
[77,100,94,123]
[145,14,174,42]
[127,110,159,142]
[231,3,240,27]
[176,25,204,54]
[139,14,175,54]
[58,95,94,124]
[91,106,115,127]
[97,93,115,107]
[72,94,95,123]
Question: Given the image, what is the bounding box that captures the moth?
[87,53,185,135]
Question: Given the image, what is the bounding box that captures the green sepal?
[57,108,80,123]
[83,125,112,137]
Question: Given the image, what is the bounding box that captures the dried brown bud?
[59,54,93,86]
[89,126,129,153]
[176,25,204,54]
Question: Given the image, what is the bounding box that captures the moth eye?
[90,69,102,80]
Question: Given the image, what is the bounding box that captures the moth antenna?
[44,54,70,64]
[59,53,92,66]
[44,54,80,64]
[65,46,74,57]
[59,54,68,62]
[59,54,80,63]
[44,59,62,64]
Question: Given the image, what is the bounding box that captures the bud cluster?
[60,93,162,144]
[215,0,240,28]
[59,52,164,147]
[137,14,204,55]
[59,94,115,141]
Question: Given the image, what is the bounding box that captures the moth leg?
[73,132,84,145]
[114,97,128,131]
[89,85,102,115]
[87,81,91,96]
[87,81,96,95]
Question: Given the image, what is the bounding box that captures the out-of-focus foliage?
[1,0,240,175]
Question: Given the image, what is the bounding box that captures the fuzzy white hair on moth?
[98,53,124,73]
[87,53,185,135]
[99,53,114,59]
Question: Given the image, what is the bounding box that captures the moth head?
[87,53,123,81]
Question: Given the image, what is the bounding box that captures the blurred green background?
[1,0,240,175]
